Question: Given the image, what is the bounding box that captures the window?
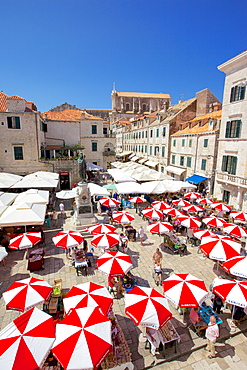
[141,145,144,153]
[156,128,159,137]
[92,125,97,134]
[7,116,20,129]
[162,127,166,136]
[126,103,130,111]
[142,131,144,138]
[223,190,230,203]
[225,120,242,138]
[145,130,148,138]
[173,139,176,147]
[150,146,152,155]
[92,142,97,151]
[161,166,164,173]
[182,139,185,147]
[103,127,107,135]
[180,156,184,166]
[187,157,192,167]
[204,139,208,147]
[143,104,147,111]
[154,146,159,155]
[14,146,23,160]
[150,130,153,138]
[221,155,237,175]
[40,120,47,132]
[161,146,165,157]
[139,132,141,139]
[145,145,147,153]
[201,159,207,171]
[171,155,175,164]
[189,139,192,147]
[230,85,246,102]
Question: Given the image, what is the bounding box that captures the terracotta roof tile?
[0,91,8,111]
[42,109,103,121]
[8,95,24,100]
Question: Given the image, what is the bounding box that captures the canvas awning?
[0,203,47,227]
[131,156,140,162]
[138,158,148,164]
[145,160,158,168]
[186,174,208,184]
[116,151,133,157]
[166,166,186,176]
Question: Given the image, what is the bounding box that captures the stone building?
[214,50,247,210]
[110,90,171,132]
[49,103,112,122]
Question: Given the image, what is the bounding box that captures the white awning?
[138,158,148,164]
[117,151,133,157]
[145,160,158,168]
[166,166,186,176]
[131,156,140,162]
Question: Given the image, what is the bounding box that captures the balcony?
[104,133,116,138]
[103,151,116,156]
[216,171,247,187]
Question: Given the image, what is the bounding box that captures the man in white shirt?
[139,226,145,245]
[205,315,219,358]
[59,202,65,218]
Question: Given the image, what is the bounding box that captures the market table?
[199,302,223,325]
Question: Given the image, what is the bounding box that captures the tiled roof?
[8,95,24,100]
[116,92,170,99]
[118,120,131,125]
[42,109,103,121]
[0,91,8,111]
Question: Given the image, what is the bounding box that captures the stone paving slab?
[0,206,247,369]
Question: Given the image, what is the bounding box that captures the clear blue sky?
[1,0,247,112]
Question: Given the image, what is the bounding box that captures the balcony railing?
[216,171,247,186]
[103,151,116,156]
[104,134,116,138]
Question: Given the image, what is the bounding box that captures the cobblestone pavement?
[0,203,247,369]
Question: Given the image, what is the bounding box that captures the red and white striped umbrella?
[151,201,170,210]
[222,256,247,279]
[193,229,218,239]
[8,232,42,250]
[63,282,113,315]
[52,307,112,370]
[128,196,146,203]
[112,211,135,224]
[91,232,120,249]
[202,216,227,228]
[211,202,231,212]
[163,208,185,217]
[3,277,52,312]
[87,223,116,235]
[223,223,247,239]
[97,251,133,276]
[183,205,204,213]
[230,211,247,222]
[212,278,247,308]
[142,208,164,220]
[0,307,55,370]
[172,199,191,207]
[125,286,172,329]
[52,230,84,249]
[200,236,241,261]
[162,273,208,308]
[147,221,173,235]
[184,192,201,200]
[99,197,119,207]
[197,198,214,205]
[177,216,201,228]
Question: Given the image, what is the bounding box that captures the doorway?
[59,172,70,190]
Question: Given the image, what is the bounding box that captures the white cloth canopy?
[107,169,136,183]
[0,172,23,188]
[140,181,168,194]
[87,183,110,196]
[0,192,17,206]
[13,189,49,205]
[0,203,46,227]
[86,162,103,171]
[56,189,77,199]
[12,175,58,188]
[29,171,59,179]
[115,182,143,194]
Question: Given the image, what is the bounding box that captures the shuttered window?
[230,85,246,102]
[225,120,241,138]
[7,116,20,129]
[221,155,237,175]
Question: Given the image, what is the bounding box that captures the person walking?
[52,210,58,227]
[152,248,163,265]
[205,315,219,358]
[59,201,65,218]
[139,226,145,245]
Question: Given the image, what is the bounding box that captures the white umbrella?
[12,176,58,188]
[87,182,110,196]
[29,171,59,179]
[115,182,143,194]
[13,189,49,205]
[0,247,8,262]
[0,203,46,227]
[56,189,77,199]
[0,192,17,206]
[0,173,23,188]
[140,181,168,194]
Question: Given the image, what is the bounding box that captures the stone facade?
[214,50,247,210]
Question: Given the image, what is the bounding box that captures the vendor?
[145,327,164,356]
[190,307,207,335]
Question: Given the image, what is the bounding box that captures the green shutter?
[15,117,20,129]
[7,117,12,128]
[225,121,231,138]
[231,156,237,175]
[236,120,241,138]
[221,156,227,172]
[230,87,235,102]
[240,86,246,100]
